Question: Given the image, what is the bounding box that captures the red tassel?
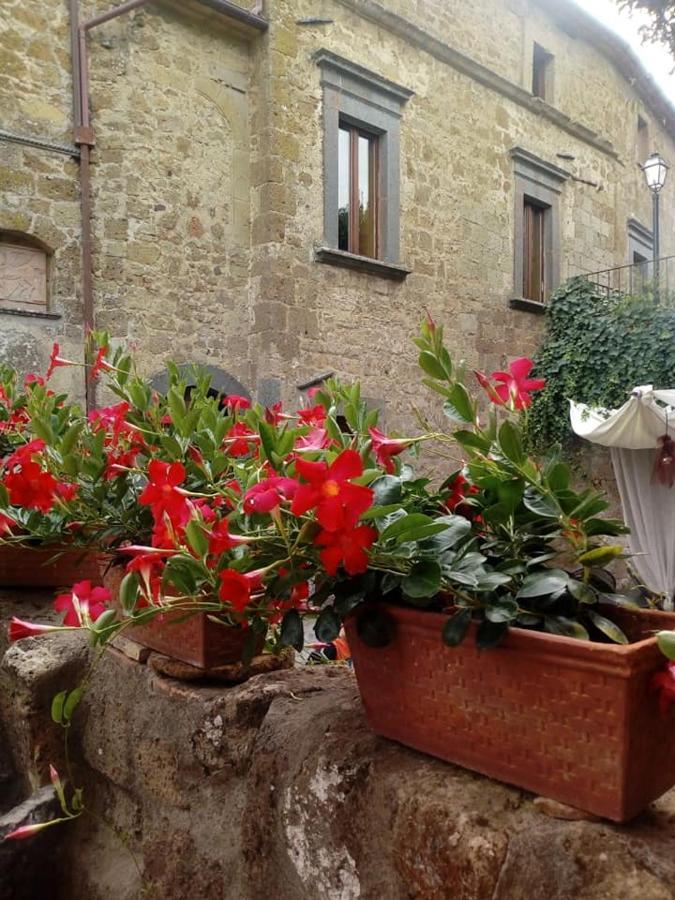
[652,435,675,488]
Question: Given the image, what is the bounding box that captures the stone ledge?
[0,307,62,321]
[47,649,675,899]
[509,297,548,315]
[314,246,411,280]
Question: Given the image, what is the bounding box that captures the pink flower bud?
[8,618,62,642]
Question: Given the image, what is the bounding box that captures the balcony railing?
[579,255,675,302]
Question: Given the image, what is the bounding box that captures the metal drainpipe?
[69,0,153,412]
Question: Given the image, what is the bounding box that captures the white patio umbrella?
[570,386,675,606]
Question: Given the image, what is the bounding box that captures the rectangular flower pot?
[104,566,258,669]
[345,603,675,822]
[0,544,104,590]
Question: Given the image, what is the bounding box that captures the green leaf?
[577,545,624,567]
[314,607,341,643]
[418,351,447,380]
[544,616,590,640]
[522,491,560,519]
[162,555,207,595]
[546,462,570,493]
[402,560,441,600]
[51,691,67,725]
[443,384,474,424]
[599,593,641,610]
[120,571,140,615]
[588,610,629,644]
[356,607,395,648]
[258,421,278,469]
[657,631,675,661]
[453,430,491,453]
[185,520,209,558]
[379,513,447,545]
[421,515,471,552]
[498,420,524,464]
[517,569,569,598]
[442,608,472,647]
[475,620,508,649]
[485,597,519,623]
[567,579,596,604]
[63,686,84,723]
[370,475,402,506]
[279,609,304,651]
[60,421,84,455]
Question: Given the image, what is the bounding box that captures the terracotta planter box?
[0,544,104,590]
[104,566,259,669]
[345,603,675,822]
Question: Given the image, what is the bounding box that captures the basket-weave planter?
[0,544,104,589]
[103,565,261,669]
[345,603,675,822]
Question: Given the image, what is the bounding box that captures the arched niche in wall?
[0,231,51,314]
[150,364,251,402]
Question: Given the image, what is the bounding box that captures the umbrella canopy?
[570,386,675,450]
[570,386,675,605]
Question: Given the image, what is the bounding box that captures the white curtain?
[570,387,675,606]
[609,448,675,607]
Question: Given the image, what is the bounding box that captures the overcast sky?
[572,0,675,99]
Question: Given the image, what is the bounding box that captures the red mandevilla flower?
[291,449,373,532]
[221,395,251,413]
[298,404,326,427]
[53,581,111,627]
[218,568,263,613]
[368,427,410,474]
[0,512,15,535]
[4,461,60,513]
[2,822,53,841]
[8,618,64,641]
[243,476,299,515]
[476,359,545,410]
[651,661,675,716]
[315,524,378,576]
[225,423,259,457]
[139,460,188,520]
[89,346,112,380]
[295,427,331,452]
[46,342,77,380]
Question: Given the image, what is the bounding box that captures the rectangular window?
[0,240,48,312]
[523,200,548,302]
[532,43,553,101]
[338,123,379,258]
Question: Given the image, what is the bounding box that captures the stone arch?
[150,364,251,400]
[0,230,51,312]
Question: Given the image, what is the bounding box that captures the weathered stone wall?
[2,0,675,426]
[249,0,675,435]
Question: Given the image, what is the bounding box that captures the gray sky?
[572,0,675,99]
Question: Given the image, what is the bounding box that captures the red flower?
[2,822,52,841]
[298,404,326,427]
[265,402,286,425]
[476,359,545,410]
[104,447,139,479]
[55,482,78,503]
[24,374,45,388]
[443,473,479,516]
[369,427,410,474]
[4,461,59,513]
[243,476,299,515]
[139,460,188,520]
[207,518,248,555]
[295,427,331,452]
[53,581,111,626]
[225,423,259,457]
[315,525,377,576]
[46,342,77,380]
[291,449,373,531]
[89,402,135,442]
[652,661,675,716]
[8,618,63,641]
[218,568,263,613]
[89,346,112,380]
[222,395,251,413]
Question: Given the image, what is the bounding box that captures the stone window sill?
[314,246,411,281]
[509,297,547,315]
[0,306,62,320]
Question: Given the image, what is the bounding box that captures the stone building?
[1,0,675,428]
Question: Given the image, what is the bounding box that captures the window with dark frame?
[338,123,379,259]
[532,43,553,101]
[522,199,548,303]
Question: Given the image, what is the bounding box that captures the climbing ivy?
[526,277,675,450]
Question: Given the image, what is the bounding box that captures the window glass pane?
[358,134,377,258]
[338,127,350,251]
[523,201,546,302]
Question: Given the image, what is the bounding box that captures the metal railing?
[579,255,675,303]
